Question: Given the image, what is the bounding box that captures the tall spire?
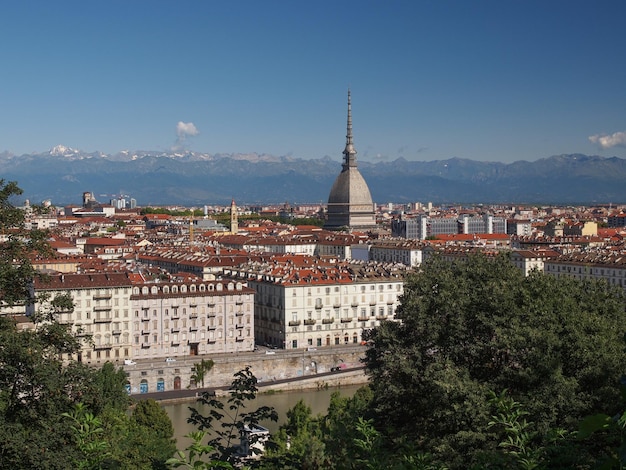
[342,89,357,169]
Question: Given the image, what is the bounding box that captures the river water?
[163,384,362,446]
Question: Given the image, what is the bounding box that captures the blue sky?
[1,0,625,163]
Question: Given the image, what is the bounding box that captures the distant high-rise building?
[324,91,376,231]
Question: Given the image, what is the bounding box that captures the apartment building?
[544,251,626,288]
[392,214,507,240]
[130,278,255,359]
[32,272,134,365]
[367,240,424,267]
[510,249,559,276]
[224,256,407,350]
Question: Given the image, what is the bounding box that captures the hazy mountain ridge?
[2,147,625,205]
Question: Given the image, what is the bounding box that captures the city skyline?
[2,1,626,163]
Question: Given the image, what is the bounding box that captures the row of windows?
[134,282,245,295]
[134,305,251,318]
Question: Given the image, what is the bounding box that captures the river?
[163,384,362,446]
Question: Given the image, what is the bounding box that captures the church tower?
[230,198,239,234]
[324,91,376,231]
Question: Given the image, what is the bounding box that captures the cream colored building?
[225,257,407,349]
[130,278,255,359]
[32,272,134,365]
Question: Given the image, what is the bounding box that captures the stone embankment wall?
[124,344,368,395]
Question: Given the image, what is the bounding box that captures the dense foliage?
[0,180,177,469]
[363,253,626,468]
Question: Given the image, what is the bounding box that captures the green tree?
[261,399,330,469]
[62,403,111,470]
[166,431,233,469]
[191,358,215,388]
[0,181,176,469]
[188,367,278,465]
[363,253,626,468]
[0,179,50,310]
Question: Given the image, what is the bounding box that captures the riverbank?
[125,343,368,400]
[136,365,368,405]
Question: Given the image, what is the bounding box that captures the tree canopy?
[363,253,626,467]
[0,181,177,468]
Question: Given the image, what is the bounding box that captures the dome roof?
[327,167,373,206]
[323,90,376,231]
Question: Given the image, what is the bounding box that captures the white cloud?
[589,131,626,149]
[176,121,199,139]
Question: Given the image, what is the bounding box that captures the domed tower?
[324,91,376,231]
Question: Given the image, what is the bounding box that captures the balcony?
[207,338,216,344]
[235,324,244,329]
[208,312,216,318]
[112,330,122,335]
[304,319,316,326]
[235,311,244,317]
[288,320,301,327]
[94,316,113,324]
[358,317,370,322]
[351,302,359,307]
[93,292,111,300]
[322,318,334,324]
[141,317,150,322]
[93,305,112,312]
[140,343,150,349]
[314,302,323,310]
[340,318,353,323]
[235,336,245,342]
[171,340,180,346]
[141,330,149,335]
[235,300,244,305]
[189,313,198,319]
[208,325,216,330]
[170,327,180,333]
[207,302,216,308]
[94,343,112,350]
[189,326,198,332]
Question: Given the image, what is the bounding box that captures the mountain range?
[1,146,625,206]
